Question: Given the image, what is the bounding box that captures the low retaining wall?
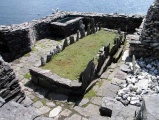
[30,28,126,95]
[0,11,143,62]
[30,67,82,95]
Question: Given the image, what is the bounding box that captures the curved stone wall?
[130,0,159,58]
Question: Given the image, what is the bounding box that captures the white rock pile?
[116,57,159,106]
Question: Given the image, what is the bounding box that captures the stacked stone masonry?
[0,11,143,62]
[0,56,24,103]
[130,0,159,58]
[30,29,125,95]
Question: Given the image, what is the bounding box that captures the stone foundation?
[0,11,143,62]
[29,29,125,95]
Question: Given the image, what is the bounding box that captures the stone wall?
[29,67,82,95]
[0,56,24,103]
[0,11,143,62]
[30,28,126,95]
[0,12,67,62]
[67,12,143,32]
[130,0,159,58]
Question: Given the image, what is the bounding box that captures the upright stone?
[95,23,98,32]
[41,57,46,66]
[87,24,91,35]
[118,28,121,34]
[46,54,52,63]
[70,35,75,45]
[56,45,61,53]
[76,30,80,41]
[79,20,85,39]
[90,18,95,34]
[104,43,110,58]
[132,55,136,75]
[62,38,69,50]
[99,24,102,31]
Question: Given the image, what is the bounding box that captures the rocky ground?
[2,32,158,120]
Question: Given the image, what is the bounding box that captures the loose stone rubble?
[116,56,159,106]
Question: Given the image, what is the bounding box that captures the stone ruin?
[130,0,159,58]
[0,56,24,104]
[0,5,155,120]
[0,11,142,62]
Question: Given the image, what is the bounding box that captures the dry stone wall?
[130,0,159,58]
[0,11,143,62]
[30,28,126,95]
[0,56,24,103]
[67,12,143,32]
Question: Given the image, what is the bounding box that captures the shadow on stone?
[99,107,112,117]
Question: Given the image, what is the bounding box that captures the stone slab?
[39,106,51,115]
[102,97,140,120]
[65,114,82,120]
[49,106,62,118]
[91,97,102,106]
[139,95,159,120]
[33,101,43,109]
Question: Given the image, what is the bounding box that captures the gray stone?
[46,101,56,107]
[40,57,46,66]
[120,64,131,72]
[132,55,136,75]
[122,50,129,61]
[39,106,51,115]
[91,97,102,106]
[49,106,62,118]
[0,97,5,107]
[87,24,91,35]
[79,20,85,38]
[100,71,111,79]
[138,95,159,120]
[78,98,89,106]
[102,97,140,120]
[34,117,53,120]
[60,109,72,117]
[84,104,100,116]
[97,80,119,98]
[48,93,69,102]
[21,96,33,107]
[63,38,69,50]
[111,78,126,86]
[76,30,80,41]
[65,114,82,120]
[0,101,40,120]
[69,35,75,45]
[90,18,95,34]
[80,59,95,90]
[46,54,52,63]
[33,101,43,108]
[114,70,127,80]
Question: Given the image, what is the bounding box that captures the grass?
[84,89,97,100]
[24,73,31,79]
[42,30,118,80]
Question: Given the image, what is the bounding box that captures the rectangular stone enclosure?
[51,16,83,38]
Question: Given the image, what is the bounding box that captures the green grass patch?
[84,89,97,100]
[24,73,31,79]
[42,30,118,80]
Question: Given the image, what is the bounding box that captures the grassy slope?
[42,30,117,80]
